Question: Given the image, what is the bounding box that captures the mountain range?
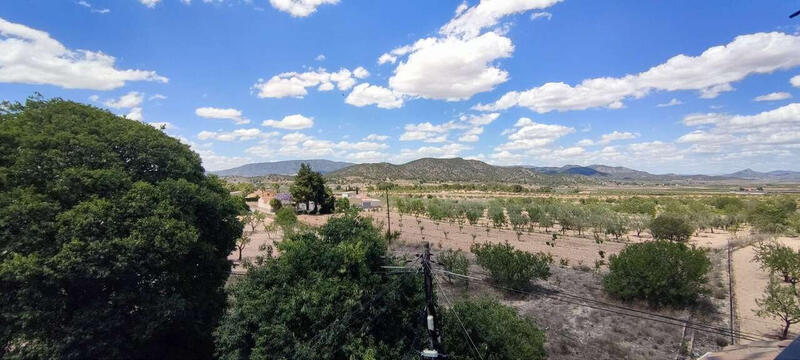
[211,160,353,177]
[213,158,800,182]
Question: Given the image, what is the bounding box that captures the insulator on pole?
[421,349,439,358]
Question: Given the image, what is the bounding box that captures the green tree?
[214,215,425,359]
[0,98,241,359]
[755,276,800,339]
[236,233,252,261]
[649,214,694,242]
[603,241,710,307]
[441,299,547,360]
[275,207,298,234]
[754,242,800,284]
[335,197,352,213]
[290,163,332,214]
[470,242,552,290]
[439,249,469,286]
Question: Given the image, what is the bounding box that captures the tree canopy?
[290,163,333,214]
[0,98,242,359]
[603,241,710,307]
[649,214,694,242]
[214,214,425,359]
[441,299,547,360]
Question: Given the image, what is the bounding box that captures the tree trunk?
[238,247,243,261]
[783,320,791,339]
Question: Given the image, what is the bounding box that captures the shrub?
[439,249,469,286]
[275,207,298,233]
[334,197,351,213]
[649,214,694,241]
[441,299,547,360]
[470,242,552,290]
[269,197,282,211]
[603,241,710,307]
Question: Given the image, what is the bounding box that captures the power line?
[434,275,485,360]
[431,268,769,342]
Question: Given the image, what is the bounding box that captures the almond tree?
[755,276,800,339]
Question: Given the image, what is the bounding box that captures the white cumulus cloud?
[345,83,404,109]
[476,32,800,113]
[0,17,167,90]
[269,0,339,17]
[195,107,250,125]
[262,114,314,130]
[388,32,513,101]
[754,92,792,102]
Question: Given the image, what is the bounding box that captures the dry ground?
[228,209,791,358]
[388,241,733,360]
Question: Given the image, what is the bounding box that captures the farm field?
[229,189,800,358]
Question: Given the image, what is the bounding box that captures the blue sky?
[1,0,800,174]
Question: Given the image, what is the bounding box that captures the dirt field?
[732,236,800,342]
[228,209,746,358]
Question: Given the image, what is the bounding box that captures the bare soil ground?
[229,209,740,358]
[389,242,733,360]
[731,235,800,342]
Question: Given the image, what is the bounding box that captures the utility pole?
[421,242,443,358]
[385,187,391,235]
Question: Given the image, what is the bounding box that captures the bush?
[649,214,694,241]
[0,98,242,359]
[335,197,351,213]
[441,299,547,360]
[439,249,469,286]
[603,241,710,307]
[275,207,298,233]
[269,197,282,211]
[470,242,552,290]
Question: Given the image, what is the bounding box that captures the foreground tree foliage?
[755,276,800,339]
[441,299,547,360]
[754,241,800,284]
[603,241,710,307]
[0,98,242,359]
[649,214,694,242]
[214,215,426,359]
[470,241,552,290]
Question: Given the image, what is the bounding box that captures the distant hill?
[525,165,608,177]
[212,160,353,176]
[723,168,800,181]
[329,158,553,183]
[213,158,800,183]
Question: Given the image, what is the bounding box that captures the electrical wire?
[433,273,485,360]
[431,268,769,342]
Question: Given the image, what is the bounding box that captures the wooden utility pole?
[421,242,443,358]
[386,187,391,235]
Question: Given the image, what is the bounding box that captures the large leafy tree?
[0,98,242,359]
[290,163,333,214]
[214,215,425,359]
